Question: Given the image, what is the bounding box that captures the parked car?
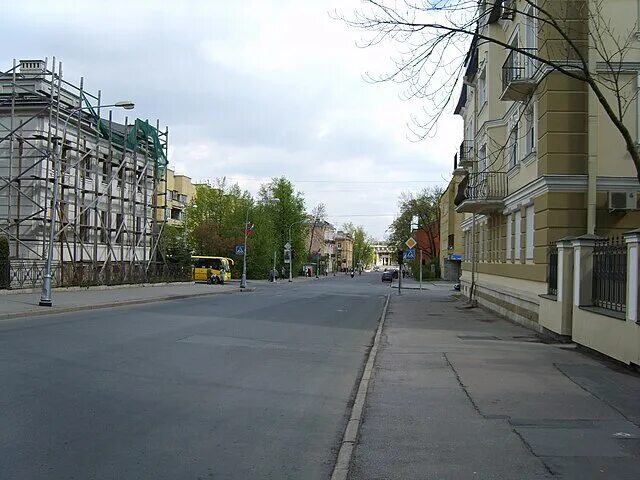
[381,270,394,283]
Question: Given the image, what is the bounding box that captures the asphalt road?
[0,274,388,480]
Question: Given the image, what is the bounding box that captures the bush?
[0,236,9,289]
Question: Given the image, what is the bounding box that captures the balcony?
[458,140,474,168]
[455,171,507,214]
[501,48,537,101]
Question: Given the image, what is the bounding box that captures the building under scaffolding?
[0,58,179,288]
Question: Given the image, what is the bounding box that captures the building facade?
[156,169,195,225]
[0,59,170,288]
[372,243,394,268]
[334,231,353,272]
[453,1,640,364]
[440,167,466,281]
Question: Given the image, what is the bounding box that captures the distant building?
[371,243,394,268]
[156,169,195,225]
[334,230,353,272]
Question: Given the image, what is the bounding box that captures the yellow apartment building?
[440,166,467,281]
[156,169,195,225]
[334,231,354,272]
[454,1,640,364]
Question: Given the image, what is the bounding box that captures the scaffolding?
[0,58,181,288]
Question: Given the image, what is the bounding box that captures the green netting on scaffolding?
[81,95,168,179]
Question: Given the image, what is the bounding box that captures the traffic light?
[396,250,404,265]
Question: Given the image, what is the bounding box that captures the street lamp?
[240,207,251,289]
[39,101,135,307]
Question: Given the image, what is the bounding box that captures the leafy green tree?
[387,187,443,262]
[258,177,307,278]
[159,224,191,267]
[351,225,374,270]
[185,179,252,278]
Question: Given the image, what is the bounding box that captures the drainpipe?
[587,0,597,234]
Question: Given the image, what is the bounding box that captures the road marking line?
[330,293,390,480]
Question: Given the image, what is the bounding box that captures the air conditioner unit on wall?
[608,191,638,212]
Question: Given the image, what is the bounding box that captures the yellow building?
[156,169,195,225]
[334,231,354,272]
[439,167,467,281]
[454,1,640,364]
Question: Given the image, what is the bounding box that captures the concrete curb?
[330,293,390,480]
[0,287,253,322]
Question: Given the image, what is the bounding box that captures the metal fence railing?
[592,237,627,313]
[1,260,191,290]
[547,245,558,296]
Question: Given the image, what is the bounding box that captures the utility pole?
[419,248,423,290]
[396,249,404,296]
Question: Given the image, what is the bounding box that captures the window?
[526,206,535,260]
[135,217,142,244]
[514,211,521,260]
[447,234,454,250]
[115,213,123,244]
[79,209,90,242]
[524,6,538,76]
[478,68,487,107]
[479,145,487,172]
[100,211,109,243]
[502,0,515,19]
[506,214,512,261]
[508,124,519,169]
[524,104,536,155]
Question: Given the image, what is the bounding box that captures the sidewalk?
[349,288,640,479]
[0,282,239,320]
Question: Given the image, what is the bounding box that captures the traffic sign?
[235,245,245,255]
[284,242,292,250]
[405,237,417,249]
[404,248,416,260]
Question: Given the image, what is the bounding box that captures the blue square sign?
[235,245,245,255]
[403,248,416,260]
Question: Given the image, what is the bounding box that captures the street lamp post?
[240,207,250,289]
[39,101,135,307]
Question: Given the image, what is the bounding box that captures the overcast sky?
[2,0,461,239]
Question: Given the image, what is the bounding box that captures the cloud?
[1,0,462,239]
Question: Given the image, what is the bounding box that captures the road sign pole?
[419,249,423,290]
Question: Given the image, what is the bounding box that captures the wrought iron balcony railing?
[458,140,474,168]
[501,48,537,101]
[455,171,508,213]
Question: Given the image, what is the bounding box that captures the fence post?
[624,228,640,323]
[556,237,575,334]
[571,234,602,307]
